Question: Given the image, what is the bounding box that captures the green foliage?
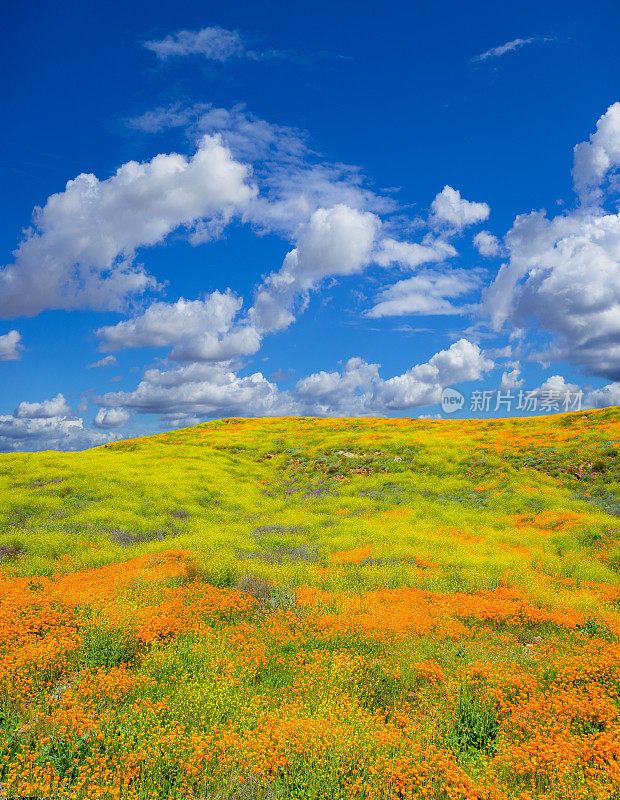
[78,626,139,669]
[446,685,499,756]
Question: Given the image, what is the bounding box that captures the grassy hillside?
[1,410,620,799]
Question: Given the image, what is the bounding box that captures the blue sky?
[1,0,619,450]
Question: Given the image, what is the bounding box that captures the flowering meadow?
[1,409,620,799]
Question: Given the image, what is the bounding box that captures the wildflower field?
[2,409,620,799]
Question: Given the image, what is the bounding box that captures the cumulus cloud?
[96,362,293,419]
[572,102,620,204]
[94,407,130,428]
[485,208,620,378]
[366,268,482,318]
[509,375,620,411]
[472,36,555,63]
[87,355,117,369]
[96,338,492,422]
[536,374,582,396]
[0,415,114,453]
[0,330,22,361]
[473,231,501,257]
[249,204,380,333]
[485,103,620,380]
[375,338,493,410]
[430,186,490,230]
[373,237,457,268]
[0,135,256,318]
[296,357,382,415]
[299,339,493,414]
[1,392,117,452]
[128,103,394,238]
[585,382,620,409]
[499,366,523,390]
[14,393,73,419]
[144,27,245,61]
[96,291,260,361]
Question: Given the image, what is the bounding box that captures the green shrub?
[445,686,499,755]
[78,626,139,669]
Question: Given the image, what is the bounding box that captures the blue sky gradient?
[1,0,619,450]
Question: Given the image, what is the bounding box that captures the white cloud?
[144,27,245,61]
[96,362,293,419]
[87,355,117,369]
[142,27,342,67]
[94,407,130,428]
[128,103,394,238]
[0,415,114,453]
[473,230,501,257]
[170,326,261,363]
[511,375,620,411]
[366,268,482,318]
[96,291,260,362]
[485,104,620,381]
[14,393,73,419]
[0,135,256,318]
[249,204,380,333]
[296,357,381,415]
[485,208,620,378]
[572,102,620,204]
[430,185,490,230]
[472,36,554,63]
[373,236,457,268]
[536,374,581,396]
[499,366,523,390]
[299,338,493,414]
[0,330,22,361]
[95,338,493,421]
[585,382,620,409]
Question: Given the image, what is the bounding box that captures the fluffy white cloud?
[96,291,260,361]
[366,269,482,318]
[430,186,490,230]
[94,338,492,421]
[510,375,620,411]
[473,231,501,257]
[0,415,115,453]
[129,104,395,238]
[374,237,457,268]
[0,330,22,361]
[485,208,620,378]
[472,36,554,63]
[96,363,293,419]
[537,375,581,395]
[250,204,380,333]
[293,204,380,279]
[169,327,261,363]
[296,358,381,415]
[485,104,620,380]
[585,382,620,409]
[299,338,493,414]
[14,393,72,419]
[499,366,523,390]
[572,102,620,204]
[0,135,256,318]
[144,27,245,61]
[94,407,130,428]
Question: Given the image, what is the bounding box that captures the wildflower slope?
[1,409,620,798]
